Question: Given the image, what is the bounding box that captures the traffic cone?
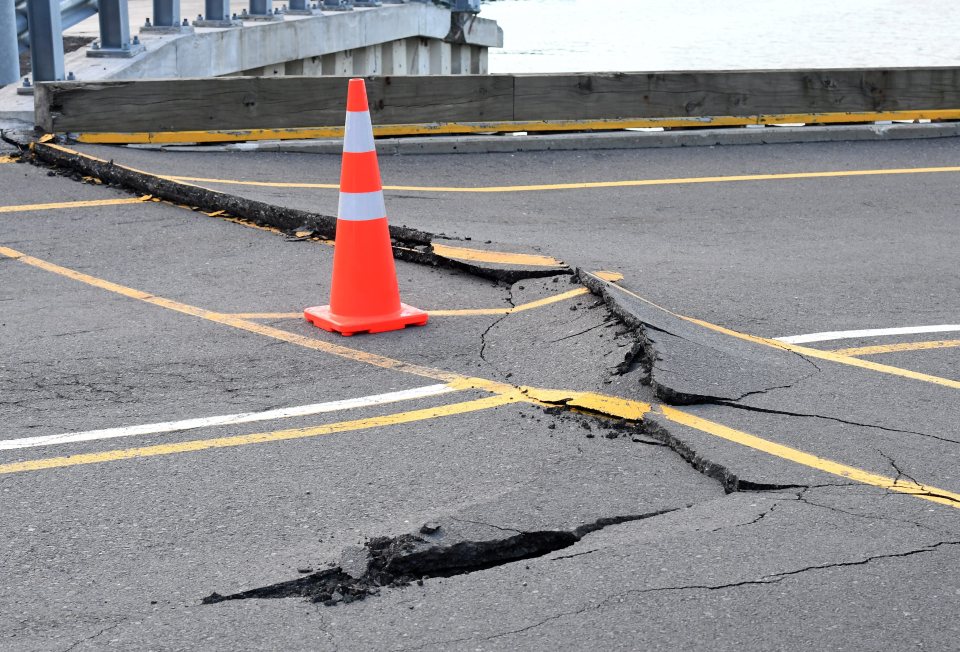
[304,78,429,336]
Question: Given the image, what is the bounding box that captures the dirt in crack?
[202,511,677,608]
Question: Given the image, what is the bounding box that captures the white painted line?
[0,384,456,451]
[775,325,960,344]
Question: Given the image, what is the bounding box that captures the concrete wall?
[78,4,500,80]
[240,39,491,77]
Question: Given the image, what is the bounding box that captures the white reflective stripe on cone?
[338,190,387,221]
[344,111,376,153]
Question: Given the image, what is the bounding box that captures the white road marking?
[775,325,960,344]
[0,384,456,451]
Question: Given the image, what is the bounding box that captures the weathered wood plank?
[35,68,960,135]
[512,68,960,121]
[37,75,515,133]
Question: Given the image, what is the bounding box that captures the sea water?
[481,0,960,73]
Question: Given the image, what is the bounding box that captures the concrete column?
[368,44,382,74]
[334,49,353,75]
[302,55,323,75]
[451,43,471,75]
[469,44,481,74]
[428,40,451,75]
[477,46,487,74]
[406,37,429,75]
[1,0,20,85]
[381,39,406,75]
[321,53,336,75]
[26,0,65,82]
[352,45,380,75]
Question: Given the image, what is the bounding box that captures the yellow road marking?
[431,243,563,267]
[584,274,960,390]
[0,155,18,164]
[229,287,594,320]
[522,387,652,421]
[68,109,960,145]
[166,175,338,189]
[660,406,960,509]
[0,196,148,214]
[684,316,960,390]
[0,394,519,476]
[6,246,960,510]
[833,339,960,357]
[0,245,461,384]
[162,165,960,194]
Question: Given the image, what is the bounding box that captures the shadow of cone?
[304,78,429,336]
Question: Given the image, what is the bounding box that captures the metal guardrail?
[15,0,100,50]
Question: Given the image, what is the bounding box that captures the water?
[482,0,960,73]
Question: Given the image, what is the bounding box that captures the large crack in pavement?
[22,138,959,628]
[202,509,679,608]
[25,140,570,284]
[577,268,821,406]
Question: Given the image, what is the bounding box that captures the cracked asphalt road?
[2,136,959,650]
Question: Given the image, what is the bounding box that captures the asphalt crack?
[711,402,960,446]
[477,283,516,379]
[403,539,960,650]
[202,509,679,608]
[60,622,122,652]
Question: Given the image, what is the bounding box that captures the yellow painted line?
[230,287,596,320]
[659,406,960,509]
[7,245,958,511]
[0,245,461,384]
[229,312,306,319]
[522,387,651,421]
[0,196,147,214]
[0,155,18,163]
[68,109,960,145]
[431,243,564,267]
[162,165,960,195]
[0,394,519,476]
[165,176,339,190]
[586,275,960,391]
[683,316,960,390]
[832,340,960,357]
[428,307,512,317]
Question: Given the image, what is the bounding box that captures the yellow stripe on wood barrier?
[68,110,960,145]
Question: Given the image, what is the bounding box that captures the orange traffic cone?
[304,78,429,336]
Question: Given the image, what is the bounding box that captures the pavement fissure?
[202,508,682,609]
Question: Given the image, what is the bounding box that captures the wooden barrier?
[35,68,960,143]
